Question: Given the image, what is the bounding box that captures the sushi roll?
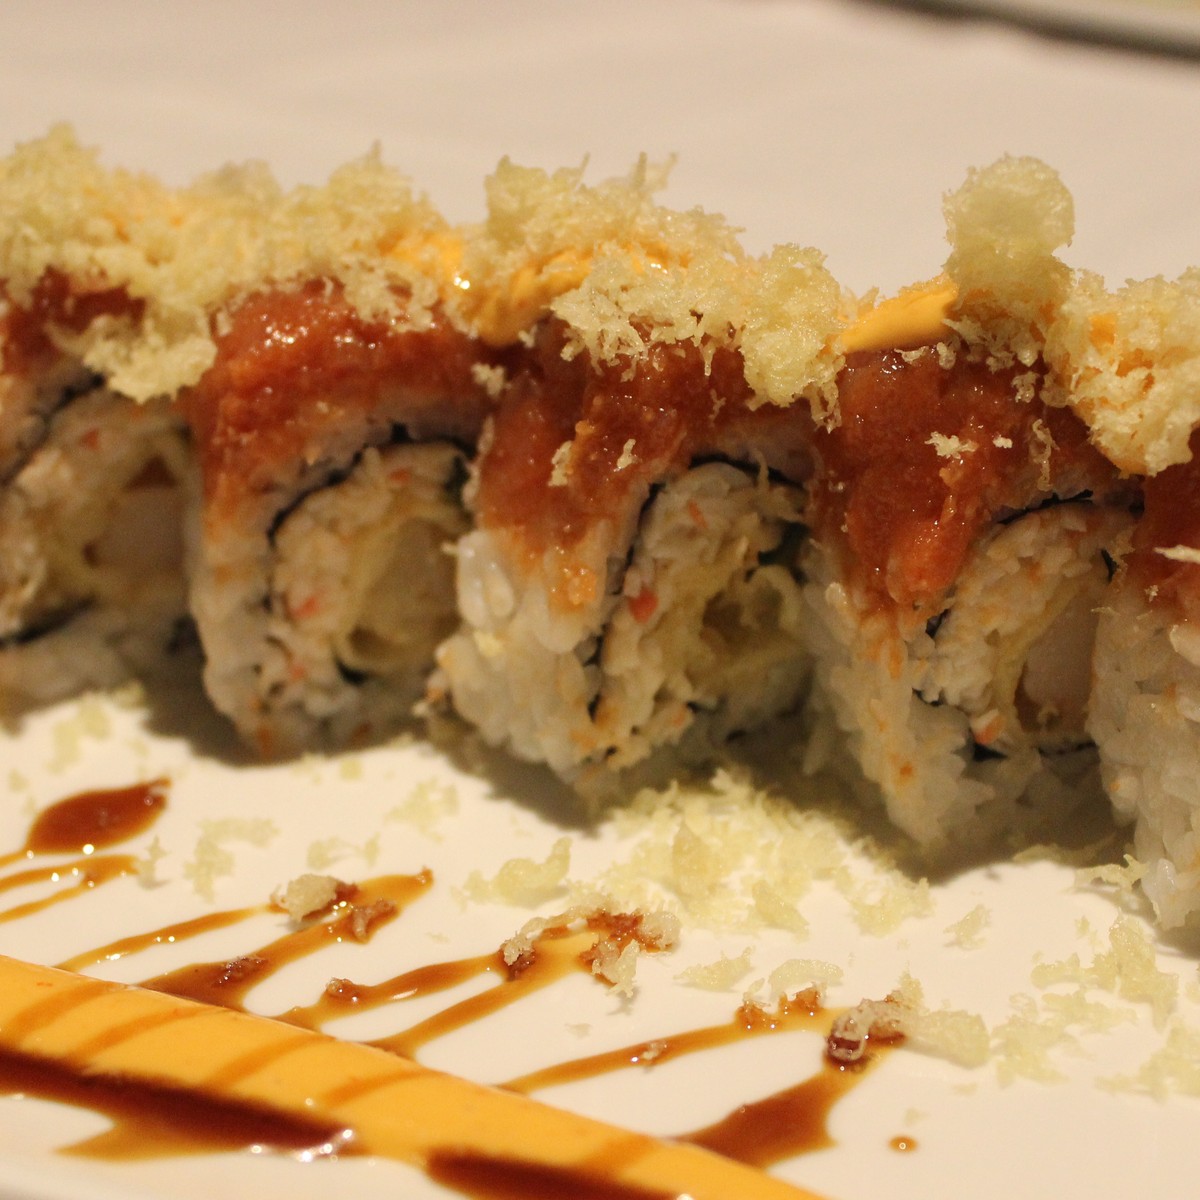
[434,160,841,784]
[1057,270,1200,927]
[178,158,495,756]
[799,159,1135,849]
[10,131,1199,935]
[0,130,196,711]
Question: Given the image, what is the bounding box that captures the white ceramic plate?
[1,3,1200,1198]
[1,687,1197,1200]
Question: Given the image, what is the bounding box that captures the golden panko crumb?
[306,833,381,871]
[1031,914,1178,1029]
[458,156,847,422]
[135,836,168,888]
[464,836,571,906]
[48,693,112,770]
[386,778,460,838]
[867,975,991,1069]
[675,947,755,991]
[1046,268,1200,475]
[754,958,843,1004]
[846,871,934,935]
[827,992,910,1065]
[0,126,453,402]
[588,939,642,998]
[183,817,278,901]
[945,904,991,950]
[943,155,1074,369]
[1102,1020,1200,1099]
[275,872,345,922]
[1076,855,1148,898]
[585,909,681,998]
[500,903,677,1002]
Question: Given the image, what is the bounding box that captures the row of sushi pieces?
[2,127,1199,925]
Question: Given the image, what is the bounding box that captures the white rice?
[191,438,467,754]
[801,503,1132,848]
[437,460,811,783]
[1090,585,1200,928]
[0,385,190,711]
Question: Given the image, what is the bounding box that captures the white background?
[2,0,1199,291]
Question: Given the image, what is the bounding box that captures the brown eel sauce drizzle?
[0,1047,353,1160]
[19,779,168,856]
[0,780,168,925]
[0,783,902,1195]
[426,1151,680,1200]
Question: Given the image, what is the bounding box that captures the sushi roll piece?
[1058,269,1200,927]
[0,130,197,711]
[434,160,841,785]
[10,131,1197,935]
[799,159,1135,850]
[179,159,495,756]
